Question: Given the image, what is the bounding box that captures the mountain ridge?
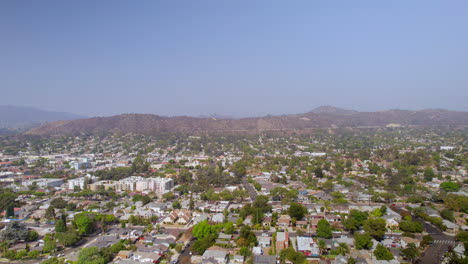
[0,105,85,131]
[25,107,468,136]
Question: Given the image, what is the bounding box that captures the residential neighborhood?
[0,128,467,264]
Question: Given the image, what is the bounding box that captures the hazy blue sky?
[1,1,467,117]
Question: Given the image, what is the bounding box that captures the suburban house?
[276,232,289,251]
[297,236,320,257]
[163,209,192,225]
[258,234,271,248]
[277,215,291,228]
[400,237,420,248]
[443,220,460,233]
[202,248,229,264]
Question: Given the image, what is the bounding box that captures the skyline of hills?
[23,106,468,136]
[0,105,85,134]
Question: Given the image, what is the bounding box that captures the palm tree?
[318,239,327,256]
[336,242,350,255]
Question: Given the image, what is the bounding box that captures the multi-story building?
[115,176,173,194]
[22,178,64,188]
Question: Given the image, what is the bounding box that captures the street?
[178,238,195,264]
[242,178,258,201]
[417,220,455,264]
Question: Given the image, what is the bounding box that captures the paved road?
[178,239,195,264]
[417,219,455,264]
[242,178,258,201]
[390,205,455,264]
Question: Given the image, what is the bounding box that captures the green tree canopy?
[354,233,373,250]
[74,213,96,235]
[399,220,424,233]
[364,218,387,241]
[55,219,67,233]
[77,247,105,264]
[50,198,68,209]
[374,244,394,260]
[288,202,307,220]
[317,219,332,239]
[440,181,461,192]
[0,222,29,243]
[423,167,435,181]
[400,243,419,263]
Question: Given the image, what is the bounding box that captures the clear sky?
[1,1,467,117]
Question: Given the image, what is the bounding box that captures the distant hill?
[308,105,357,115]
[0,105,85,131]
[25,107,468,136]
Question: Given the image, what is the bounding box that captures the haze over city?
[1,1,468,117]
[1,2,468,264]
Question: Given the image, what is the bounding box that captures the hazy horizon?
[1,1,468,117]
[2,104,468,120]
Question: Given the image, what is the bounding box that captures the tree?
[77,246,105,264]
[354,233,373,250]
[423,167,435,181]
[318,239,326,255]
[279,247,306,264]
[56,230,81,247]
[27,230,39,242]
[456,231,468,242]
[66,202,77,211]
[343,218,359,233]
[444,194,468,213]
[162,192,176,201]
[192,236,215,255]
[0,188,18,214]
[399,220,424,233]
[6,205,14,218]
[288,203,307,220]
[192,220,216,239]
[314,167,324,178]
[345,209,368,232]
[400,243,419,263]
[421,235,433,247]
[231,162,247,177]
[172,201,181,209]
[238,226,257,246]
[336,243,349,256]
[440,209,455,221]
[252,195,272,213]
[224,222,234,234]
[236,217,244,226]
[40,257,65,264]
[132,194,151,205]
[3,249,16,260]
[43,234,56,253]
[374,244,394,260]
[363,218,387,241]
[0,222,29,243]
[45,206,56,221]
[50,198,68,209]
[317,219,332,239]
[74,213,95,235]
[109,241,125,253]
[55,219,67,232]
[239,246,251,257]
[28,250,40,259]
[440,181,460,192]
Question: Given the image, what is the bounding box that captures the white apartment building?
[116,176,173,194]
